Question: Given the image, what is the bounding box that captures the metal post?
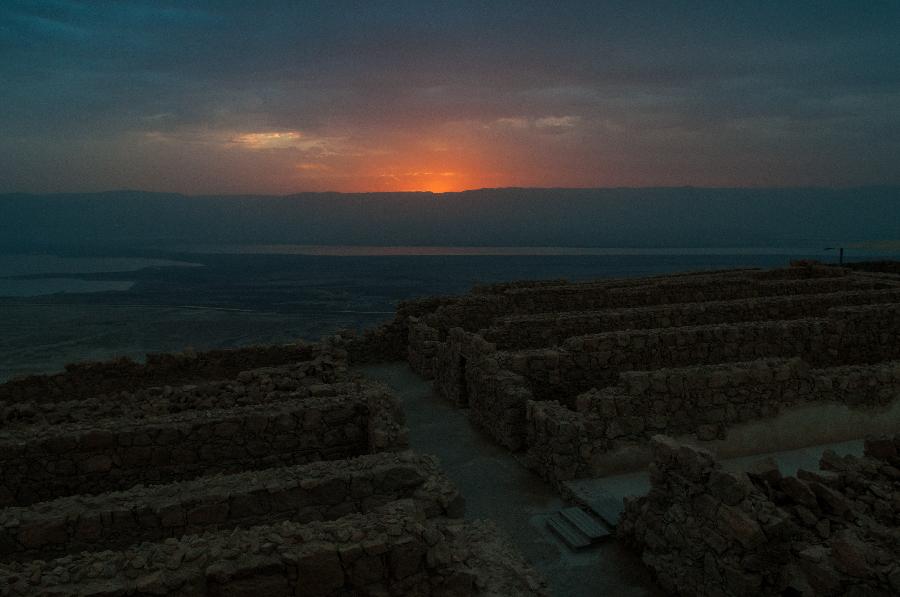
[824,246,844,265]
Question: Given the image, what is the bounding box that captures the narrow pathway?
[357,362,662,597]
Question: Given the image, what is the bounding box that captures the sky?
[1,1,899,194]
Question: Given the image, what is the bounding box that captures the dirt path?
[357,362,662,597]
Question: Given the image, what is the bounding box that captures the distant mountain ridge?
[2,187,898,251]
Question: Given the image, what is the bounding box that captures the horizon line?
[3,184,900,198]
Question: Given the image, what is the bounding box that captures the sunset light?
[2,4,900,595]
[1,2,898,195]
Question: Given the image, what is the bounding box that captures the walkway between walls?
[356,362,663,597]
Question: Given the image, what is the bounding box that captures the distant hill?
[1,187,898,251]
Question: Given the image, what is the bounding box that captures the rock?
[746,456,782,485]
[717,504,764,549]
[830,531,872,579]
[780,476,819,509]
[708,470,753,506]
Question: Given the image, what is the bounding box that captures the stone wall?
[503,304,900,406]
[407,317,442,378]
[331,293,452,365]
[433,328,496,406]
[525,358,900,483]
[430,289,900,410]
[469,267,787,297]
[0,386,409,507]
[0,451,461,563]
[414,270,897,381]
[0,335,549,596]
[617,435,900,596]
[484,287,900,350]
[0,502,548,597]
[0,342,329,404]
[431,329,537,450]
[466,358,535,451]
[0,356,349,428]
[425,297,900,456]
[471,278,568,295]
[335,324,407,364]
[502,276,887,315]
[749,264,848,280]
[421,275,892,339]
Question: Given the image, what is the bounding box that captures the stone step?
[559,507,611,541]
[546,515,591,550]
[585,493,625,528]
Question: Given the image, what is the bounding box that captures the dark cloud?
[1,1,899,192]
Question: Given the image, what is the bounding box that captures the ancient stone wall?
[0,356,349,428]
[485,288,900,350]
[0,342,328,404]
[525,359,900,483]
[433,328,496,406]
[336,324,407,363]
[413,271,897,379]
[0,333,547,596]
[618,435,900,596]
[471,278,568,295]
[749,264,848,280]
[420,272,900,456]
[332,293,454,365]
[430,288,900,408]
[0,387,408,507]
[502,276,887,314]
[0,451,461,563]
[465,358,535,451]
[423,276,892,339]
[399,296,469,372]
[503,304,900,406]
[471,267,779,297]
[0,502,548,597]
[407,317,442,378]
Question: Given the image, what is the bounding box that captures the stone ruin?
[330,262,900,594]
[0,343,546,596]
[619,434,900,596]
[3,262,900,596]
[386,265,900,483]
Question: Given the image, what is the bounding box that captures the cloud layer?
[1,1,899,193]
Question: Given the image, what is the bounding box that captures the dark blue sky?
[2,1,899,193]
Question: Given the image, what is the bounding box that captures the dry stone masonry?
[394,265,900,475]
[0,343,328,404]
[527,358,900,484]
[4,262,899,595]
[293,263,900,595]
[0,451,462,563]
[0,338,547,596]
[484,288,900,350]
[618,435,900,596]
[0,502,546,597]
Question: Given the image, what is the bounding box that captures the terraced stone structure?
[388,264,900,483]
[0,343,546,596]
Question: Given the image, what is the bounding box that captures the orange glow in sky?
[3,3,899,195]
[256,129,524,193]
